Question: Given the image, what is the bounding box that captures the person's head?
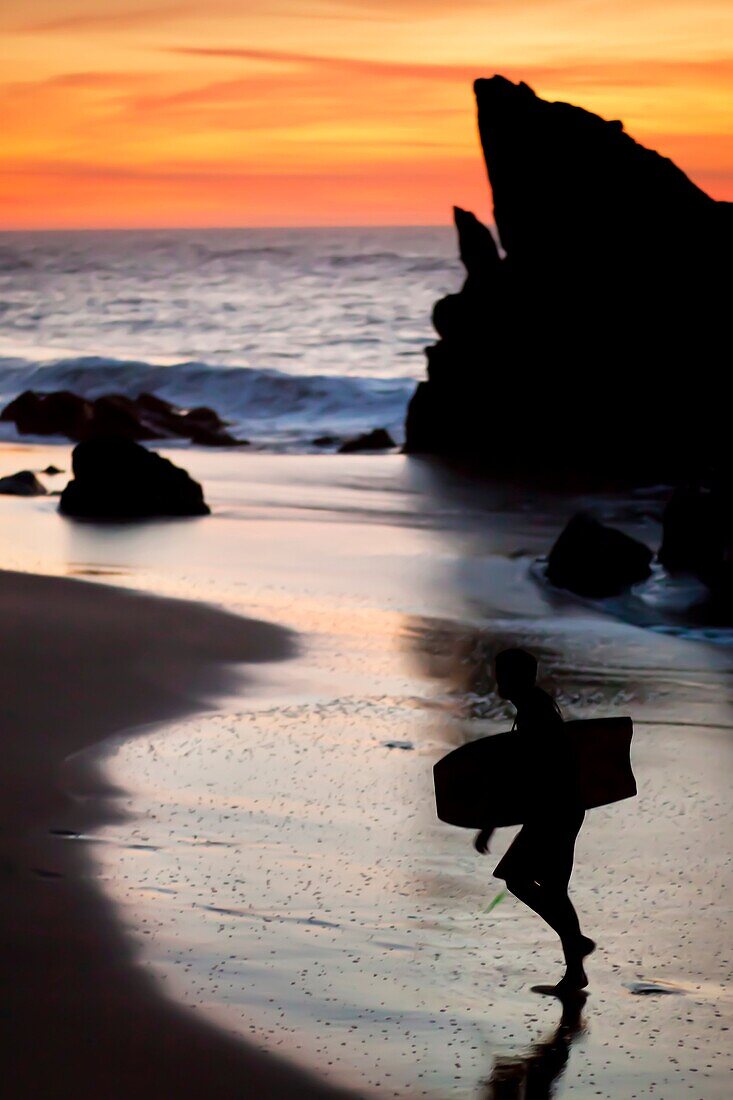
[494,648,538,701]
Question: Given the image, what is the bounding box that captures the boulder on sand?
[59,438,210,520]
[0,470,47,496]
[404,76,732,481]
[546,513,653,597]
[338,429,396,454]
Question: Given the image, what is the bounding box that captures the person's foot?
[530,983,588,1005]
[554,964,589,993]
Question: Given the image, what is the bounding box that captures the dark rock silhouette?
[659,479,727,576]
[0,470,47,496]
[1,390,243,447]
[41,464,64,475]
[338,428,396,453]
[405,76,732,480]
[539,494,733,622]
[659,477,732,610]
[59,438,210,519]
[2,390,94,441]
[546,513,653,597]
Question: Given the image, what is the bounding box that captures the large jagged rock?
[405,77,732,481]
[59,438,210,520]
[1,390,243,447]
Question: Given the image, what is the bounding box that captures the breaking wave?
[0,355,414,449]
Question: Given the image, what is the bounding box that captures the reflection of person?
[474,649,595,991]
[483,989,586,1099]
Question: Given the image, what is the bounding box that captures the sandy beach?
[0,562,363,1098]
[1,440,732,1098]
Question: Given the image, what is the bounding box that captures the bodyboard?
[433,716,635,828]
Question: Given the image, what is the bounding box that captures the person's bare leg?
[539,889,595,990]
[505,876,578,940]
[505,877,594,988]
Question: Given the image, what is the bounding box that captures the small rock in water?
[546,513,653,597]
[41,464,64,475]
[382,739,415,750]
[0,388,242,446]
[0,470,47,496]
[338,428,396,454]
[312,435,340,447]
[658,477,733,613]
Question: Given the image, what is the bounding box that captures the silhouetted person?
[474,649,595,990]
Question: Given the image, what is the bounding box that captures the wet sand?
[0,568,355,1099]
[1,442,732,1098]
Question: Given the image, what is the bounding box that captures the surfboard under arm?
[433,716,636,829]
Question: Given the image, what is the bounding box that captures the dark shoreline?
[0,570,355,1099]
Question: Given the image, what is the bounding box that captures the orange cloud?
[14,4,200,33]
[0,0,731,227]
[170,45,733,86]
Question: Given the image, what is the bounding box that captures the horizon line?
[0,221,465,234]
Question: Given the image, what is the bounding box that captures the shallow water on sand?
[2,445,732,1097]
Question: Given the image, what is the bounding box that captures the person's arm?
[474,826,495,854]
[473,707,527,855]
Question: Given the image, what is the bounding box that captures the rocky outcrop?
[338,428,396,453]
[0,470,47,496]
[1,390,243,447]
[405,77,732,481]
[659,478,732,609]
[59,438,210,519]
[544,490,733,615]
[546,513,653,597]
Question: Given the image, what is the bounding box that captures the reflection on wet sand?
[483,993,586,1100]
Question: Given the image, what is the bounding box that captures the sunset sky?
[1,1,731,228]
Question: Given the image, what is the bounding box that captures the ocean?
[0,226,462,449]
